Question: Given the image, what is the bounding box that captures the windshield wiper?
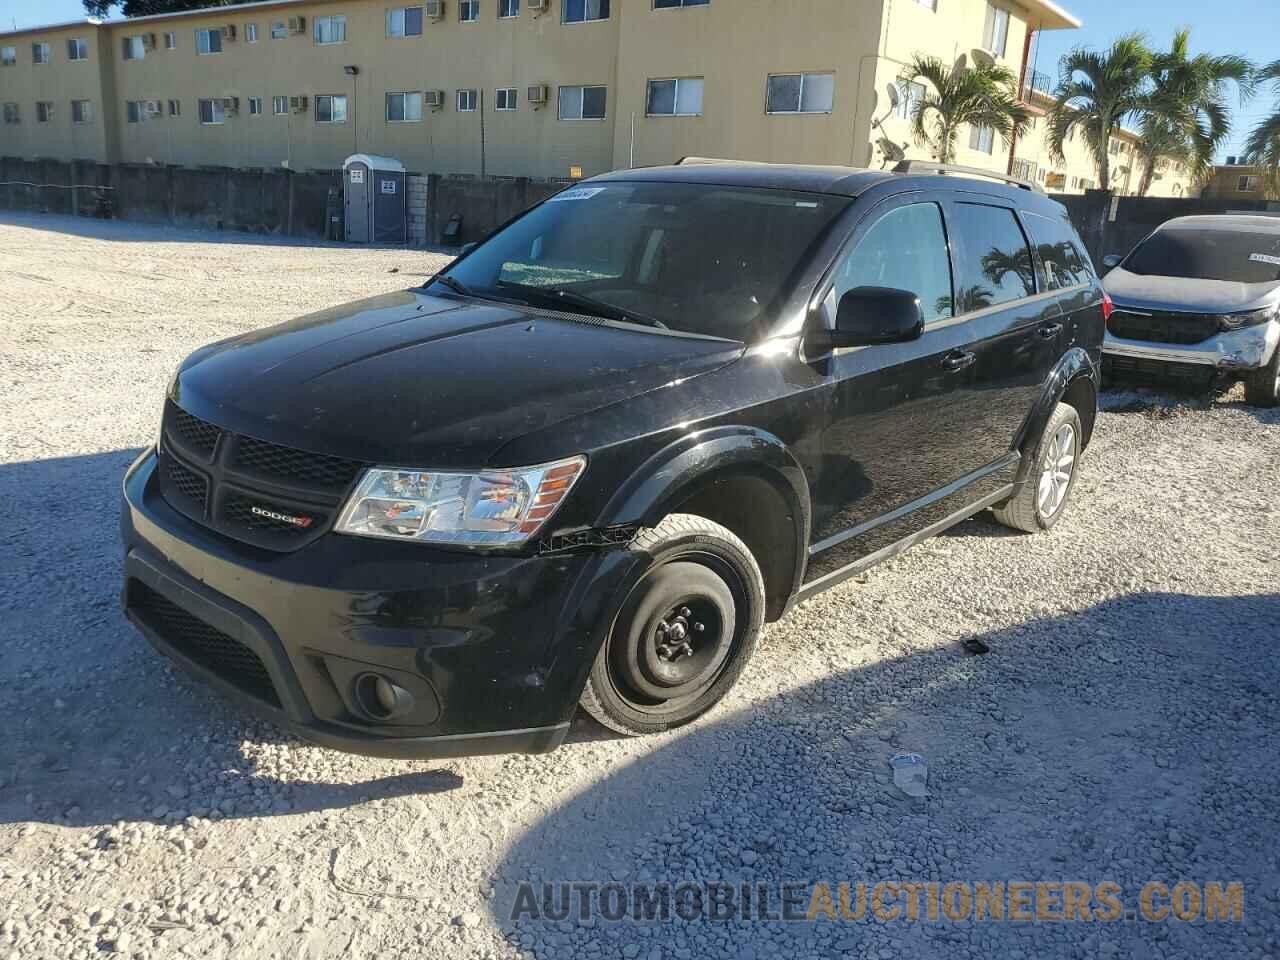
[430,273,473,297]
[496,281,667,329]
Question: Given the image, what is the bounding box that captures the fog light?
[353,672,415,721]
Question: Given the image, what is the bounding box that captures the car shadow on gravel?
[0,449,462,831]
[492,591,1280,960]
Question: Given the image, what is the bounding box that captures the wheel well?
[1062,374,1097,448]
[675,474,800,623]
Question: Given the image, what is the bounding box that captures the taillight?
[1101,291,1115,329]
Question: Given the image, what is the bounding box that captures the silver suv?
[1102,215,1280,406]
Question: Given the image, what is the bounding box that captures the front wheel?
[1243,347,1280,408]
[579,514,765,736]
[992,402,1083,533]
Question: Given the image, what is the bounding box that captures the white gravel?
[1,211,1278,960]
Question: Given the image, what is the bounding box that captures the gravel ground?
[1,211,1278,960]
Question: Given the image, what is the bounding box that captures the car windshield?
[435,181,851,341]
[1123,227,1280,284]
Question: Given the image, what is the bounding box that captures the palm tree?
[1244,60,1280,198]
[1134,30,1254,196]
[1047,34,1154,192]
[898,55,1031,165]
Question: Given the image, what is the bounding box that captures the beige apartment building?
[1203,160,1274,202]
[0,0,1192,197]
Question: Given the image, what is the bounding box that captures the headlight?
[335,456,586,547]
[1219,304,1278,332]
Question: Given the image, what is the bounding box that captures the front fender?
[1014,346,1099,486]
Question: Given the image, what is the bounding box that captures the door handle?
[941,350,976,372]
[1038,322,1064,340]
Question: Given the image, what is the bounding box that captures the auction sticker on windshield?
[1249,253,1280,266]
[550,187,607,202]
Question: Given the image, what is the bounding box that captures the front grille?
[1109,310,1219,345]
[164,455,208,509]
[170,407,222,458]
[232,436,364,492]
[129,580,281,708]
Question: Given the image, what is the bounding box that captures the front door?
[344,162,371,243]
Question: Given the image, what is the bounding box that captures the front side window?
[387,91,423,122]
[950,203,1036,311]
[1123,228,1280,284]
[983,3,1010,57]
[315,16,347,44]
[563,0,610,23]
[32,42,50,64]
[559,85,607,120]
[646,77,704,117]
[1024,211,1093,290]
[460,0,479,21]
[72,100,93,123]
[969,124,995,154]
[832,203,954,325]
[439,181,850,341]
[1,47,15,66]
[387,7,424,36]
[766,72,835,114]
[499,0,520,16]
[196,29,222,55]
[198,98,226,124]
[315,94,349,122]
[68,38,89,61]
[496,87,518,111]
[36,101,53,122]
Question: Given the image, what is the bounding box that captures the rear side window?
[832,202,954,324]
[1024,211,1093,290]
[950,203,1036,312]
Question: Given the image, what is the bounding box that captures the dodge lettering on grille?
[250,506,314,529]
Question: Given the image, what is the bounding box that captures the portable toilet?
[343,154,407,244]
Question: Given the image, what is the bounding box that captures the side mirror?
[811,286,924,352]
[1101,254,1123,271]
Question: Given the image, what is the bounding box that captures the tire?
[1243,347,1280,408]
[992,402,1083,533]
[579,513,765,736]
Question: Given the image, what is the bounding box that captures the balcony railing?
[1021,69,1053,101]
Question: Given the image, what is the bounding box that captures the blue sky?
[6,0,1276,159]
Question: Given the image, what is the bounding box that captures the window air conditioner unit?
[425,0,445,21]
[527,84,548,106]
[222,96,239,113]
[424,90,445,109]
[288,16,306,33]
[144,100,163,117]
[290,95,308,112]
[221,24,237,41]
[528,0,548,9]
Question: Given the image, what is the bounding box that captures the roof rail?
[892,160,1044,194]
[674,156,760,166]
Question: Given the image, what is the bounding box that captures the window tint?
[1024,212,1093,290]
[950,203,1036,311]
[832,203,954,324]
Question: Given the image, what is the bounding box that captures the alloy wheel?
[1037,422,1077,518]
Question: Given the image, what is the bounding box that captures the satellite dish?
[877,138,907,168]
[969,48,996,68]
[886,84,902,110]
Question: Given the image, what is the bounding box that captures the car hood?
[1103,267,1280,315]
[172,290,743,467]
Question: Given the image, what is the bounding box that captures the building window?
[246,23,258,42]
[2,103,19,124]
[766,72,835,114]
[123,36,145,60]
[315,94,348,123]
[969,124,995,154]
[32,42,51,65]
[249,97,263,115]
[168,99,181,116]
[646,77,703,117]
[460,0,479,21]
[271,21,288,39]
[499,0,520,17]
[894,80,925,119]
[273,95,288,115]
[36,101,53,123]
[983,4,1010,58]
[386,91,423,121]
[654,0,709,7]
[165,32,177,49]
[563,0,609,23]
[495,87,518,110]
[68,38,89,61]
[72,100,93,123]
[1239,175,1261,192]
[199,99,226,125]
[0,47,15,67]
[387,7,424,36]
[457,89,479,112]
[196,29,223,55]
[126,101,143,122]
[559,84,607,119]
[314,15,347,45]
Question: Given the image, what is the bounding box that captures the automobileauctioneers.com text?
[511,880,1244,925]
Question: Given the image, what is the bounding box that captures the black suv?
[121,160,1105,757]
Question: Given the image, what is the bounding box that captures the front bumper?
[1103,318,1279,372]
[121,450,642,758]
